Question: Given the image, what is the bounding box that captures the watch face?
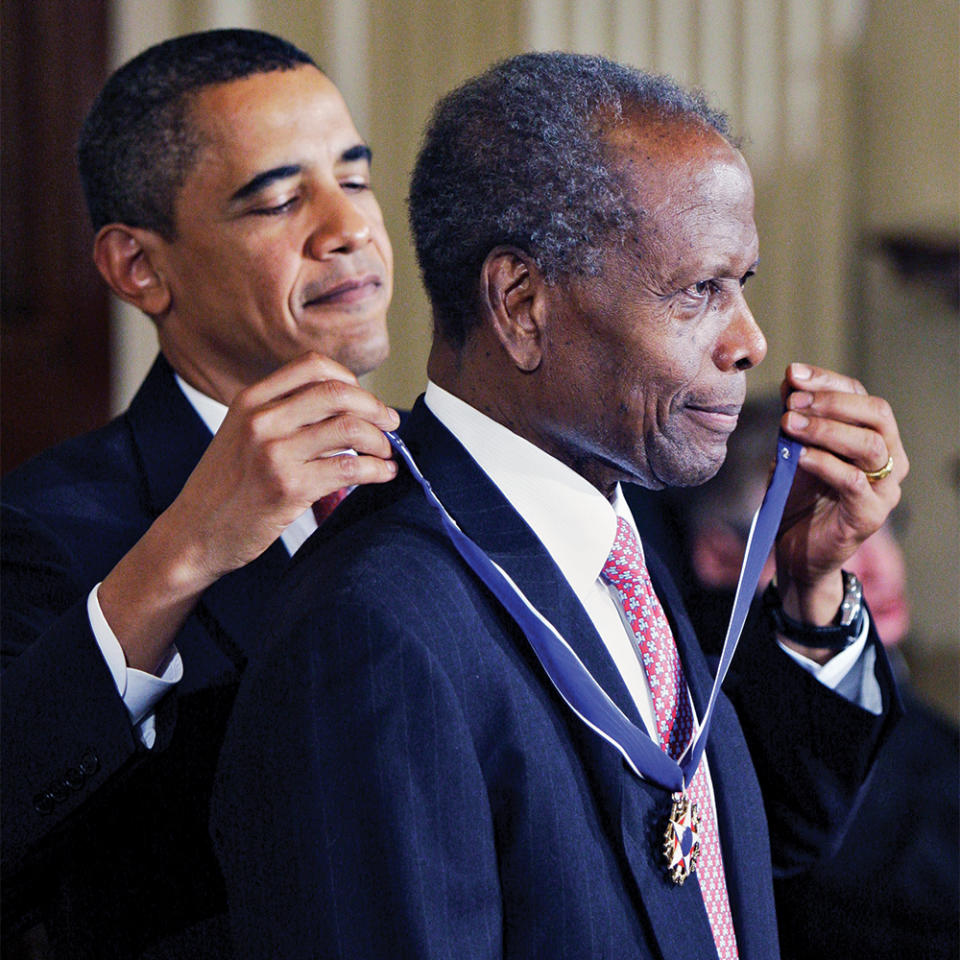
[839,570,864,628]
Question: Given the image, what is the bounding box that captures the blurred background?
[3,0,957,718]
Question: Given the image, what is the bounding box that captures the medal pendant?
[663,790,700,885]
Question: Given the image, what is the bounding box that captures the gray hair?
[408,51,731,349]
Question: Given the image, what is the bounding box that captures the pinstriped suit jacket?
[213,397,898,960]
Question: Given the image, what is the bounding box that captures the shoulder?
[292,484,480,626]
[3,414,140,513]
[1,413,152,583]
[255,477,498,678]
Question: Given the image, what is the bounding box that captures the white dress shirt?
[87,374,319,748]
[423,380,881,754]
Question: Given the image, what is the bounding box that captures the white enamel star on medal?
[663,791,701,884]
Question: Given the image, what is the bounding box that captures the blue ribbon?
[386,430,800,792]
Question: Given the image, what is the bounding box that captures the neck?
[428,339,620,501]
[158,340,247,408]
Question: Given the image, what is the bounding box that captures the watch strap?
[762,571,864,650]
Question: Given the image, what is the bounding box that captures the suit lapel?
[400,399,641,725]
[126,356,215,516]
[400,401,723,960]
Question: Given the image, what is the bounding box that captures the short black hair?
[408,51,731,349]
[78,28,315,238]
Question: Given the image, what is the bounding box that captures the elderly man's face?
[535,119,766,493]
[151,65,393,402]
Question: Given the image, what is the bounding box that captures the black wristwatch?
[762,571,865,650]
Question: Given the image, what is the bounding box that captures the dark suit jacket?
[776,682,958,960]
[212,399,898,960]
[2,356,290,959]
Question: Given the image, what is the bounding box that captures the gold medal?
[663,791,700,884]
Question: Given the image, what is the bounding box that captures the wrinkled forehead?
[603,112,748,208]
[602,115,757,261]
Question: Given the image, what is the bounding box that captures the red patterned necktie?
[312,487,348,526]
[603,517,738,960]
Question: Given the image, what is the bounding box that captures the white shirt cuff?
[87,584,184,746]
[778,610,882,714]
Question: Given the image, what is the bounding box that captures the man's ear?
[92,224,171,317]
[480,247,546,372]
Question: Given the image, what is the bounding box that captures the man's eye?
[693,280,718,297]
[252,197,297,216]
[342,179,370,192]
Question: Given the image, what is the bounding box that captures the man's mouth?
[684,402,742,433]
[303,274,382,307]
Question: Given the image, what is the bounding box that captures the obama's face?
[152,65,392,402]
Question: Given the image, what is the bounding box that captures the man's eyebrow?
[229,147,371,203]
[231,165,302,202]
[706,257,760,278]
[341,144,372,165]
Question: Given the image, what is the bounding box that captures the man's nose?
[305,188,371,258]
[715,293,767,371]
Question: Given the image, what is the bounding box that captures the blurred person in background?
[654,392,959,960]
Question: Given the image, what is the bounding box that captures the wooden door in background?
[2,0,110,474]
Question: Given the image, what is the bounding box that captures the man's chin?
[648,446,728,489]
[337,333,390,380]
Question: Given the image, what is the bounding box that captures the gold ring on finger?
[864,455,894,483]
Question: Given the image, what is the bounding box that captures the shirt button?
[64,767,85,791]
[78,750,99,777]
[48,780,70,803]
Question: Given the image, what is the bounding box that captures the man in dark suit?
[213,53,908,959]
[2,29,399,959]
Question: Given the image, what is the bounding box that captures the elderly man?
[213,53,906,960]
[2,29,398,958]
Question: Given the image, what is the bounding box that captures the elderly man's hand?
[773,362,908,640]
[98,351,400,673]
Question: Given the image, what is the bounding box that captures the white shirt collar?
[175,374,227,436]
[423,381,642,599]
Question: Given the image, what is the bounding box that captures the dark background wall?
[2,0,110,474]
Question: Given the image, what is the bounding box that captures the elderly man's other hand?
[772,362,908,645]
[97,351,400,673]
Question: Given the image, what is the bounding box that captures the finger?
[246,378,401,439]
[783,389,908,480]
[273,378,400,431]
[237,351,361,408]
[785,387,892,430]
[296,413,397,463]
[795,445,902,514]
[783,408,890,475]
[305,450,399,497]
[782,362,869,398]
